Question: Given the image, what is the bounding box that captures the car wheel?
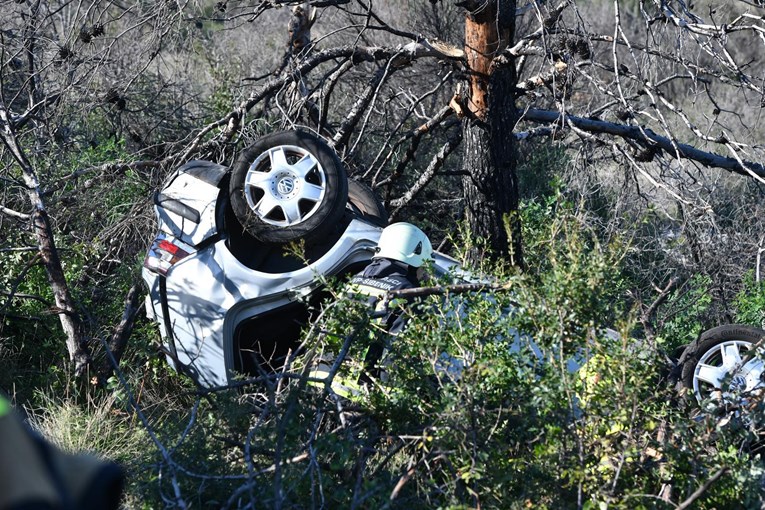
[229,130,348,244]
[348,179,388,226]
[680,324,765,403]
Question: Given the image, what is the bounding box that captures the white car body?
[142,160,462,387]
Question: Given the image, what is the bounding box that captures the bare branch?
[676,467,729,510]
[332,62,395,153]
[0,252,42,317]
[97,283,142,384]
[0,204,30,220]
[520,109,765,179]
[388,133,462,219]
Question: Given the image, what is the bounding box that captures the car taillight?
[143,234,193,275]
[158,239,182,255]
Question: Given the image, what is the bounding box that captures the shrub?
[734,271,765,329]
[10,199,765,509]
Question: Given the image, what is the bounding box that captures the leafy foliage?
[18,204,752,509]
[656,274,714,352]
[734,272,765,329]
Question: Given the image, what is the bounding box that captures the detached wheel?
[680,324,765,403]
[348,179,388,226]
[229,130,348,244]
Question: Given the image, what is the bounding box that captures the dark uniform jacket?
[348,258,419,332]
[347,258,419,379]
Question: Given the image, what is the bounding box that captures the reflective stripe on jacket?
[348,258,417,334]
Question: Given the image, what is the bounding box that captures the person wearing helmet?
[348,222,433,383]
[349,222,433,303]
[307,223,433,397]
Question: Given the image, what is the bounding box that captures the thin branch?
[97,282,141,383]
[639,276,681,341]
[332,60,395,153]
[0,204,30,220]
[369,103,455,184]
[676,467,729,510]
[99,334,189,509]
[388,133,462,219]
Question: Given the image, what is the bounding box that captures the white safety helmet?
[373,222,433,268]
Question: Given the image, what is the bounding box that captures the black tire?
[679,324,765,403]
[348,179,388,226]
[229,130,348,244]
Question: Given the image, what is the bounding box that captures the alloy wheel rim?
[244,145,327,227]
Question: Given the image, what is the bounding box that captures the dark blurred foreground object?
[0,396,124,510]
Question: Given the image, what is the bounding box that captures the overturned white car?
[142,130,462,387]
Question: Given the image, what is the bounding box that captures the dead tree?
[182,0,765,267]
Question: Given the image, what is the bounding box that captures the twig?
[0,252,42,317]
[389,464,416,501]
[385,282,513,300]
[0,204,30,220]
[99,334,189,509]
[388,133,462,219]
[676,467,729,510]
[639,276,681,341]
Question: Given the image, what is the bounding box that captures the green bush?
[656,274,713,352]
[7,188,765,509]
[64,204,756,509]
[734,271,765,328]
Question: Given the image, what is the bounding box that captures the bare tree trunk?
[0,104,91,375]
[461,0,522,267]
[32,208,91,374]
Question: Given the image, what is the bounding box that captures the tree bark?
[32,208,91,374]
[98,284,141,384]
[0,103,91,375]
[461,0,522,266]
